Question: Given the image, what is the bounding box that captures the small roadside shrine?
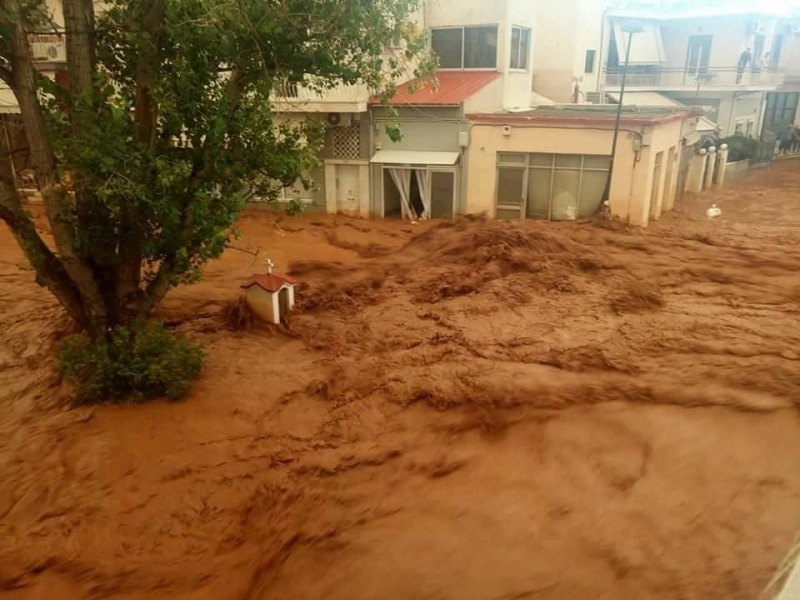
[241,259,297,325]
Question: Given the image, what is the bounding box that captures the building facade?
[533,0,800,137]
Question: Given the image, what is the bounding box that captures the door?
[336,165,360,213]
[686,35,712,82]
[430,170,456,219]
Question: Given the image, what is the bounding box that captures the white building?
[532,0,800,137]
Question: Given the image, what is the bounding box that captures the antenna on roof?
[265,258,274,274]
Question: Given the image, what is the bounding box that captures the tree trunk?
[4,0,110,335]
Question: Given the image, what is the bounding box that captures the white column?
[703,146,717,190]
[716,144,729,188]
[324,162,337,214]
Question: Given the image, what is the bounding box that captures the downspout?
[597,7,608,93]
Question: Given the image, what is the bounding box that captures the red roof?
[241,272,297,293]
[372,71,501,106]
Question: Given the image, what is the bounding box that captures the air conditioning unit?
[327,112,353,128]
[31,40,65,62]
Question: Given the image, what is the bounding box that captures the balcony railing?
[604,66,785,89]
[271,80,370,111]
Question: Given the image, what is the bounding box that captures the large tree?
[0,0,431,337]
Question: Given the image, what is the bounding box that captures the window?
[734,121,744,135]
[496,153,611,220]
[510,26,531,70]
[431,26,498,69]
[764,92,799,132]
[771,34,783,69]
[686,34,712,75]
[746,120,755,138]
[431,28,463,68]
[584,50,596,74]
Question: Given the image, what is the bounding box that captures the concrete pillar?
[716,144,729,188]
[686,149,707,193]
[703,146,717,190]
[324,162,337,214]
[358,163,370,217]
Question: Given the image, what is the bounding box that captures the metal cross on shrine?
[265,258,274,274]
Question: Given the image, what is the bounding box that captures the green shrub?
[284,198,307,217]
[720,134,759,163]
[59,320,204,405]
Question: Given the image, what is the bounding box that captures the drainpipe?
[597,8,608,94]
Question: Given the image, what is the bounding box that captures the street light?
[602,20,645,209]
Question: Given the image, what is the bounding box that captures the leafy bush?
[59,320,204,405]
[284,198,307,217]
[720,134,759,163]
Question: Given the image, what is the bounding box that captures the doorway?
[381,166,456,219]
[685,34,712,83]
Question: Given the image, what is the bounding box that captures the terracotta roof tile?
[241,272,297,293]
[372,71,501,106]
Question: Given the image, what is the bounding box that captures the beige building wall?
[532,0,581,103]
[659,16,779,72]
[465,116,685,227]
[426,0,534,111]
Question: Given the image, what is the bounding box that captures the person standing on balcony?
[736,48,752,84]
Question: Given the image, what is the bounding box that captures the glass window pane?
[529,153,553,167]
[519,29,530,70]
[498,153,526,165]
[579,171,608,217]
[430,171,454,219]
[526,169,551,219]
[583,155,611,169]
[510,27,521,69]
[555,155,582,168]
[464,26,497,68]
[551,170,580,221]
[432,29,463,68]
[497,168,524,207]
[585,50,596,74]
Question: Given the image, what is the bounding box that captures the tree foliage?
[0,0,433,337]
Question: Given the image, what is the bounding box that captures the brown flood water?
[1,161,800,599]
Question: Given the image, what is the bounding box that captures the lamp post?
[602,20,645,209]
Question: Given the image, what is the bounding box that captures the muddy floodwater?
[1,162,800,599]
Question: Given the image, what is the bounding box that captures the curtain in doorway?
[414,169,431,219]
[388,168,414,220]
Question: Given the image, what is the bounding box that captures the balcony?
[271,80,369,113]
[604,66,785,91]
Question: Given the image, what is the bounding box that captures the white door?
[336,165,360,214]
